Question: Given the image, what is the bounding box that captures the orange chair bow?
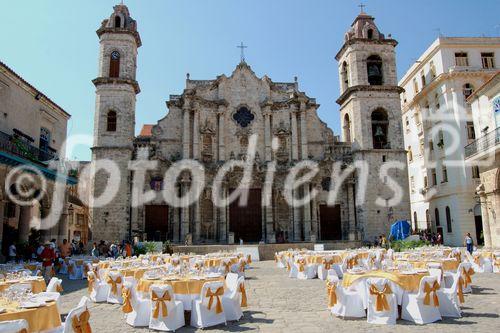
[239,261,246,272]
[347,256,358,269]
[286,261,291,272]
[206,286,224,314]
[322,259,335,270]
[274,254,279,263]
[326,281,337,307]
[296,259,306,272]
[152,290,170,318]
[239,282,248,307]
[369,283,392,312]
[56,283,64,292]
[246,254,252,264]
[462,267,474,287]
[222,261,232,274]
[106,276,122,295]
[474,255,481,266]
[19,329,28,333]
[423,281,440,307]
[122,287,133,313]
[457,277,465,303]
[87,275,95,293]
[71,309,92,333]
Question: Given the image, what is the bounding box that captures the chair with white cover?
[275,253,285,269]
[295,258,316,280]
[366,278,398,325]
[46,277,63,293]
[122,281,151,327]
[68,260,82,280]
[225,273,239,294]
[148,284,185,331]
[401,276,442,324]
[190,281,226,328]
[58,258,68,275]
[58,296,92,333]
[288,258,298,278]
[436,270,462,318]
[236,258,247,278]
[427,263,443,284]
[0,319,29,333]
[106,271,124,304]
[38,277,63,311]
[222,276,246,321]
[318,257,336,281]
[447,262,474,294]
[87,271,110,303]
[328,276,365,318]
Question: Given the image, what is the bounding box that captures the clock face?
[111,51,120,60]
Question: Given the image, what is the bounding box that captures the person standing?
[91,242,99,258]
[40,242,56,283]
[59,239,71,259]
[8,243,17,262]
[464,233,474,254]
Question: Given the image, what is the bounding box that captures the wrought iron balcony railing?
[0,130,57,164]
[464,127,500,159]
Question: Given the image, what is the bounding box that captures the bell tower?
[90,3,141,242]
[336,11,410,240]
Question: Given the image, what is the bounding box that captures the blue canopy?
[390,220,411,240]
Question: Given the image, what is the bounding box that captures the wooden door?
[145,205,169,241]
[319,204,342,240]
[229,189,262,243]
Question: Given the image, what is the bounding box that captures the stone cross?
[358,3,366,13]
[237,42,248,63]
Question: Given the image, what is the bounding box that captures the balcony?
[0,130,57,165]
[464,127,500,159]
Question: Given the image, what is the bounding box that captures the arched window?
[413,211,418,231]
[114,15,121,28]
[367,55,383,85]
[107,110,117,132]
[109,51,120,78]
[435,208,440,226]
[445,206,452,232]
[371,109,389,149]
[463,83,474,99]
[341,61,349,90]
[367,29,374,39]
[343,113,351,142]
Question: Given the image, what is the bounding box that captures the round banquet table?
[0,301,61,332]
[137,275,225,310]
[305,255,342,265]
[0,278,47,294]
[342,270,428,292]
[394,259,459,271]
[203,257,239,268]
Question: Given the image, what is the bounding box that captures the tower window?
[371,109,389,149]
[343,113,351,142]
[114,16,122,28]
[435,208,440,226]
[445,206,452,232]
[341,61,349,90]
[367,55,383,85]
[367,29,374,39]
[107,110,117,132]
[109,51,120,78]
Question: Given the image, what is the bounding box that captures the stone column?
[218,184,227,242]
[182,107,191,159]
[192,110,200,160]
[290,107,299,161]
[311,191,318,240]
[303,184,311,241]
[347,180,357,240]
[194,199,201,243]
[218,107,225,161]
[180,180,190,242]
[264,110,272,161]
[0,200,5,253]
[173,207,180,243]
[479,192,492,248]
[293,189,301,241]
[18,206,32,243]
[264,188,275,243]
[300,105,308,159]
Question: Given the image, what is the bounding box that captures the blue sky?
[1,0,499,160]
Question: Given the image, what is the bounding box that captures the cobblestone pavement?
[59,261,499,333]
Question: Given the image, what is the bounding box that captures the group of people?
[372,234,388,248]
[416,230,443,245]
[90,240,134,259]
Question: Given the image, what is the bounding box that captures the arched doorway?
[228,189,262,243]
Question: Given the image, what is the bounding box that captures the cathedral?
[90,4,410,244]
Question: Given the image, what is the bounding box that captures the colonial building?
[0,60,74,257]
[399,37,500,246]
[90,5,410,244]
[466,71,500,248]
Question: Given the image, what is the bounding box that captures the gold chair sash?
[247,255,252,264]
[87,275,95,293]
[239,261,246,272]
[369,283,392,312]
[457,277,465,303]
[473,255,481,266]
[83,265,90,277]
[206,286,224,314]
[152,290,170,318]
[286,261,291,272]
[239,283,248,307]
[71,309,92,333]
[322,259,335,270]
[296,259,306,272]
[462,267,474,287]
[122,287,133,313]
[56,283,64,292]
[20,329,28,333]
[423,281,440,307]
[106,276,122,295]
[326,281,337,307]
[347,256,358,269]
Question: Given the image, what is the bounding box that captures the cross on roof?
[358,3,366,13]
[237,42,248,63]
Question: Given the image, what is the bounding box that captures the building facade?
[90,5,410,244]
[399,37,500,246]
[466,71,500,248]
[0,60,73,257]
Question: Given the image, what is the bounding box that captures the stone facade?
[91,6,411,244]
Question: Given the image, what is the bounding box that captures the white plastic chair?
[87,271,110,303]
[46,277,63,292]
[329,276,365,318]
[436,270,462,318]
[190,281,226,328]
[0,319,29,333]
[148,284,185,331]
[222,276,245,321]
[366,278,398,325]
[401,276,442,324]
[122,281,151,327]
[60,297,92,333]
[106,271,124,304]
